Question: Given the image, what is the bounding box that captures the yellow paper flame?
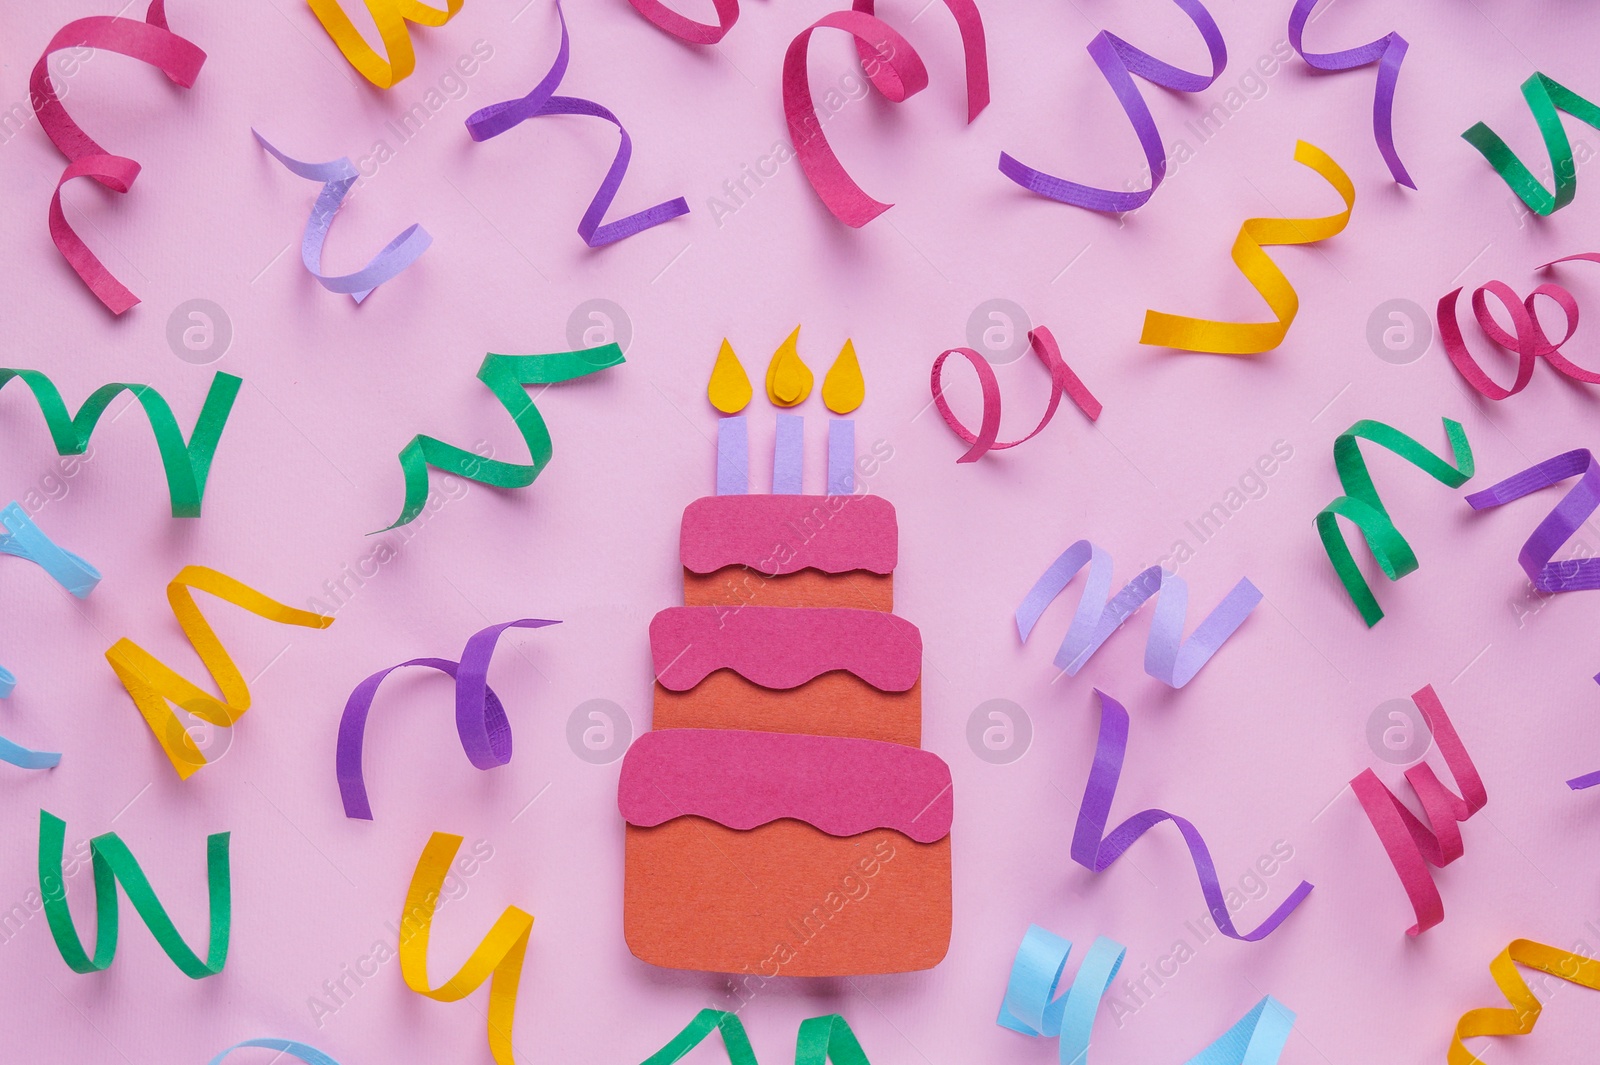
[707,339,752,413]
[765,326,813,407]
[822,339,864,414]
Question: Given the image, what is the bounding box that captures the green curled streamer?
[1315,418,1474,627]
[38,809,231,979]
[641,1009,870,1065]
[0,370,241,518]
[1463,73,1600,216]
[385,344,624,531]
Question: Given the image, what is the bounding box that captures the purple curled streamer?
[336,619,560,820]
[1073,689,1314,941]
[465,1,689,247]
[1288,0,1413,188]
[998,0,1226,214]
[252,131,432,302]
[1465,450,1600,592]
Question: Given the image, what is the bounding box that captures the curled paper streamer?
[307,0,463,88]
[1287,0,1413,187]
[32,0,206,314]
[998,924,1297,1065]
[38,809,230,978]
[626,0,740,44]
[1466,449,1600,592]
[639,1009,871,1065]
[999,0,1224,213]
[1016,540,1260,689]
[1073,690,1314,941]
[387,343,624,530]
[401,831,533,1065]
[1141,141,1355,354]
[337,619,561,820]
[465,2,689,246]
[1315,418,1474,626]
[0,369,241,518]
[105,567,334,780]
[1463,73,1600,217]
[929,326,1102,463]
[1449,940,1600,1065]
[208,1041,340,1065]
[1,500,100,703]
[1351,685,1485,936]
[254,131,432,302]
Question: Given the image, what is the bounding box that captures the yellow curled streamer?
[1140,141,1355,355]
[1451,939,1600,1064]
[400,832,533,1065]
[105,567,334,781]
[307,0,464,88]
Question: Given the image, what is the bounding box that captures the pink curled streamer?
[930,326,1102,463]
[1438,254,1600,399]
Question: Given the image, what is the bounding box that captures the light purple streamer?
[1016,540,1260,688]
[997,0,1226,213]
[828,419,854,495]
[464,0,689,247]
[252,131,431,303]
[1288,0,1413,187]
[716,417,748,496]
[1073,689,1314,941]
[1465,449,1600,592]
[774,413,803,494]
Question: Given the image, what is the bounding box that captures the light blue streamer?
[209,1038,341,1065]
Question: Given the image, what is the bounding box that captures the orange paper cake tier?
[623,819,951,976]
[653,671,921,745]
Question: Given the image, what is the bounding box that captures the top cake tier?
[680,494,898,611]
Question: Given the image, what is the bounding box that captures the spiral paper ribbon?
[307,0,463,88]
[208,1041,340,1065]
[337,619,560,819]
[1141,141,1355,354]
[464,2,689,247]
[1315,418,1474,626]
[1438,254,1600,398]
[386,343,624,530]
[929,326,1102,463]
[999,0,1223,213]
[1464,73,1600,216]
[1287,0,1412,187]
[0,369,241,518]
[998,924,1296,1065]
[401,831,533,1065]
[1450,940,1600,1065]
[1,501,100,707]
[105,567,334,779]
[32,0,206,314]
[1016,540,1260,689]
[38,809,230,978]
[640,1009,871,1065]
[626,0,740,43]
[1466,449,1600,593]
[254,131,432,302]
[1350,685,1485,936]
[1072,690,1314,941]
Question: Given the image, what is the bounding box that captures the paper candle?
[708,339,751,495]
[823,339,864,495]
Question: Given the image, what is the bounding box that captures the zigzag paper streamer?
[1072,690,1314,941]
[254,131,432,302]
[464,2,689,247]
[639,1009,872,1065]
[208,1041,340,1065]
[1288,0,1413,186]
[337,618,560,819]
[1450,939,1600,1065]
[1141,141,1355,354]
[1315,418,1474,626]
[1016,540,1260,688]
[1463,73,1600,216]
[38,809,230,978]
[307,0,463,88]
[386,343,623,530]
[31,0,205,314]
[105,566,334,779]
[998,924,1296,1065]
[1467,449,1600,592]
[0,369,241,518]
[401,831,533,1065]
[930,326,1102,463]
[1351,685,1485,935]
[999,0,1225,213]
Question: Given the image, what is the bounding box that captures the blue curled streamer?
[252,130,432,302]
[1015,540,1260,688]
[209,1039,339,1065]
[999,924,1297,1065]
[465,1,690,246]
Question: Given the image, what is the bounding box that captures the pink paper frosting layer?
[680,494,898,575]
[617,728,953,842]
[650,605,921,692]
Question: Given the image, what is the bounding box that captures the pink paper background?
[2,0,1599,1061]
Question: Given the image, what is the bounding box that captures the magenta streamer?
[1073,690,1313,941]
[998,0,1226,213]
[1288,0,1413,187]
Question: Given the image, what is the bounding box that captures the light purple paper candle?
[716,417,748,495]
[828,419,854,495]
[774,413,803,494]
